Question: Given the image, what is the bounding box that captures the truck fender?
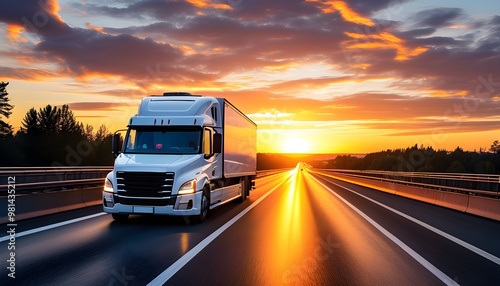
[196,175,210,193]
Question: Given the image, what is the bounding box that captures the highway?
[2,165,500,285]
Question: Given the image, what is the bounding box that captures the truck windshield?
[123,126,202,155]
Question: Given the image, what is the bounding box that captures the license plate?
[134,206,154,214]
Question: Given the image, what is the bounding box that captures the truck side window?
[211,106,217,122]
[126,129,137,150]
[204,128,212,157]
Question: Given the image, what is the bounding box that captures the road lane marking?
[310,175,460,286]
[147,172,294,285]
[320,175,500,266]
[0,212,107,242]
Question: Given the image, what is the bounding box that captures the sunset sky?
[1,0,499,154]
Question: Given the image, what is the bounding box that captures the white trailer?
[103,92,256,222]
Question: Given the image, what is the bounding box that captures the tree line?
[0,81,115,166]
[315,144,500,174]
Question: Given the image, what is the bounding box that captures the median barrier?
[0,186,102,224]
[394,184,437,205]
[433,191,469,212]
[82,186,103,206]
[326,171,498,221]
[466,196,500,221]
[346,178,469,213]
[329,174,398,195]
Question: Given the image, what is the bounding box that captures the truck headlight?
[104,178,114,193]
[178,179,197,195]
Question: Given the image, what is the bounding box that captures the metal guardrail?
[325,169,500,197]
[0,167,112,194]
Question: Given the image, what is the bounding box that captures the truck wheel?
[239,178,248,202]
[197,187,210,223]
[112,213,129,222]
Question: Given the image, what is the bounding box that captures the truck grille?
[116,171,175,198]
[114,196,176,206]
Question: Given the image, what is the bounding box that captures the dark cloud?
[79,0,197,21]
[100,11,350,78]
[225,0,320,20]
[491,15,500,26]
[401,27,436,38]
[412,7,464,28]
[412,36,469,48]
[475,15,500,52]
[348,0,412,15]
[0,0,60,23]
[85,0,408,24]
[362,13,500,97]
[35,30,185,79]
[81,0,318,23]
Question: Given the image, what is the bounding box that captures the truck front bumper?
[102,191,202,216]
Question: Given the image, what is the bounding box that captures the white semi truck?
[103,92,257,222]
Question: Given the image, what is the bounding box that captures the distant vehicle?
[103,92,257,222]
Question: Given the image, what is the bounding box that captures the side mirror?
[213,133,222,154]
[112,133,122,158]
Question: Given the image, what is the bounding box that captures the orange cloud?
[186,0,232,10]
[85,23,106,34]
[0,66,59,81]
[396,46,428,61]
[6,24,27,42]
[269,76,360,92]
[179,45,197,56]
[74,71,124,82]
[307,1,426,61]
[345,31,404,45]
[6,0,64,43]
[344,31,428,61]
[264,62,298,71]
[307,0,375,26]
[46,0,64,23]
[376,32,402,44]
[422,89,469,97]
[352,63,371,69]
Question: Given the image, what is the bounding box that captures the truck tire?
[112,213,129,222]
[195,186,210,223]
[239,177,248,202]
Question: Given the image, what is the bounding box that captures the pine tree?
[490,140,500,154]
[21,108,39,133]
[0,82,14,138]
[20,104,86,165]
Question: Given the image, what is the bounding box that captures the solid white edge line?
[147,172,294,286]
[322,176,500,266]
[310,175,460,286]
[0,212,107,242]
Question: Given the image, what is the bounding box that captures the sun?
[282,136,311,153]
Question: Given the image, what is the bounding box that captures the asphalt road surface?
[2,165,499,285]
